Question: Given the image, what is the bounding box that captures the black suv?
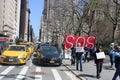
[0,41,8,54]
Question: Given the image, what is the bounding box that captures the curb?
[62,62,86,80]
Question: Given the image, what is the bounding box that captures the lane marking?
[64,71,79,80]
[29,59,32,67]
[35,67,42,80]
[0,66,15,80]
[15,66,28,80]
[52,69,62,80]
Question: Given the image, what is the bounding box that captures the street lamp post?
[2,25,10,37]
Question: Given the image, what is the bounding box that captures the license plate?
[50,60,55,64]
[9,59,13,62]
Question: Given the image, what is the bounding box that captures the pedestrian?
[112,46,120,80]
[0,46,2,55]
[109,47,115,69]
[94,46,104,79]
[84,46,90,62]
[35,44,40,52]
[71,44,76,65]
[75,43,84,71]
[62,43,65,59]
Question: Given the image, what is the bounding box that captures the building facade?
[41,0,79,42]
[0,0,21,40]
[19,0,30,41]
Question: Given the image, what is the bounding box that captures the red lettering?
[65,35,74,49]
[87,36,96,49]
[76,37,85,47]
[64,35,96,49]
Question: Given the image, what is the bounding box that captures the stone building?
[0,0,21,40]
[19,0,30,41]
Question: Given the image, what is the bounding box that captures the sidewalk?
[62,55,118,80]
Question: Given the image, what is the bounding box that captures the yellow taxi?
[27,42,35,53]
[20,42,34,55]
[0,44,30,64]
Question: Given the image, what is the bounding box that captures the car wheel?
[58,62,62,66]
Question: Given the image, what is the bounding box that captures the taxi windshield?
[8,46,25,51]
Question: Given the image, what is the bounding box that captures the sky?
[29,0,44,38]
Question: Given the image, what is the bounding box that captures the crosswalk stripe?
[35,67,42,80]
[52,69,62,80]
[0,66,15,80]
[15,66,28,80]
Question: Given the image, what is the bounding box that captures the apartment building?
[0,0,21,40]
[41,0,79,42]
[41,0,55,42]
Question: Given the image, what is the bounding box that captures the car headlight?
[18,54,26,59]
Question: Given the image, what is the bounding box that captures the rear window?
[41,46,58,54]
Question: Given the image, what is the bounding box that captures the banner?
[64,35,96,49]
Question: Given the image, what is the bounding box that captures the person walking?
[112,46,120,80]
[62,43,65,59]
[35,44,40,52]
[94,46,104,79]
[109,47,115,69]
[0,46,2,55]
[84,46,90,62]
[75,44,84,71]
[71,45,76,65]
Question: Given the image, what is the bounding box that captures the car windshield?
[41,46,58,54]
[20,43,30,48]
[7,42,14,45]
[40,43,50,46]
[8,46,25,51]
[0,41,5,45]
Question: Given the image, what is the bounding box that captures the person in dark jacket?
[71,45,76,65]
[75,44,84,71]
[112,46,120,80]
[0,46,2,55]
[109,47,115,68]
[35,44,40,52]
[84,46,90,62]
[94,46,104,79]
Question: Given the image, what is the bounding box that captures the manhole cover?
[31,71,45,75]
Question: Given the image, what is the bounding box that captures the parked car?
[0,41,8,53]
[0,44,30,64]
[6,42,15,46]
[35,46,62,66]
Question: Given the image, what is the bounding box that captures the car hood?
[2,51,25,56]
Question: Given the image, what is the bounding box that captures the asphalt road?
[0,57,80,80]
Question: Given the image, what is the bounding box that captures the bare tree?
[102,0,120,42]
